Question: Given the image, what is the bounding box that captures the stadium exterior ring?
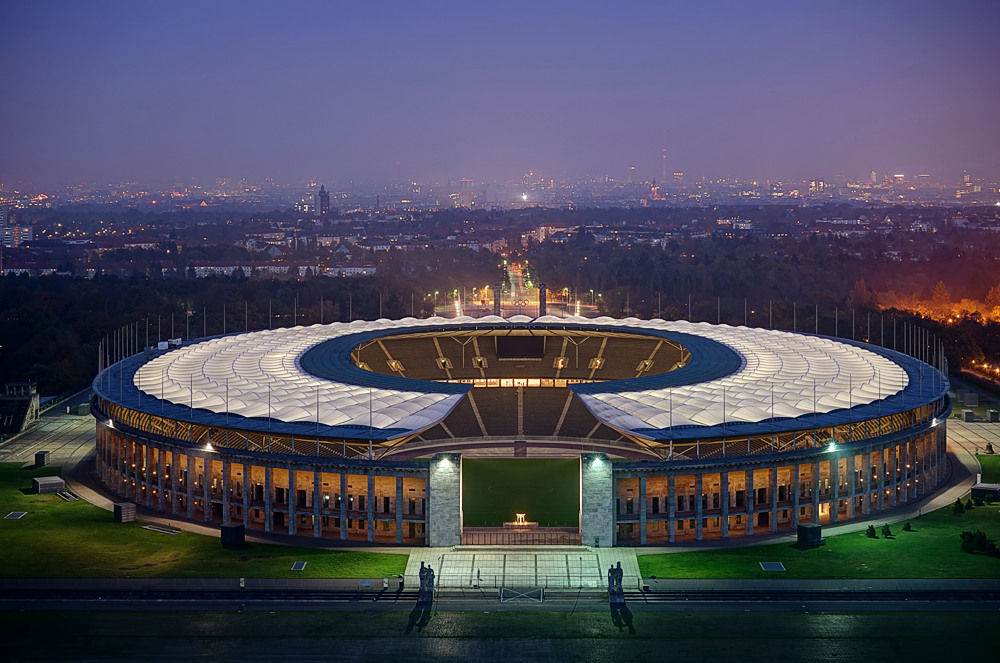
[91,315,950,547]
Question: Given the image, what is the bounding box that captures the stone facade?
[580,453,614,547]
[427,453,462,547]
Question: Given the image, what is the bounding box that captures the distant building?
[315,185,331,217]
[1,225,32,248]
[0,381,40,439]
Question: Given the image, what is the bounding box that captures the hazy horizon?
[3,1,999,189]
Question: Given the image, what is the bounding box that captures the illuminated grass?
[977,454,1000,484]
[638,504,1000,579]
[0,463,406,578]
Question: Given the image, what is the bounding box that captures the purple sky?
[3,0,999,188]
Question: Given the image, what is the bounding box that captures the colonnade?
[95,422,429,544]
[613,423,946,544]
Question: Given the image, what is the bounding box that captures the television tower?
[661,147,668,183]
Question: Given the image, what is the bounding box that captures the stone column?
[638,476,647,545]
[746,469,754,535]
[367,474,376,543]
[339,472,348,540]
[243,463,251,529]
[830,456,839,524]
[124,442,133,499]
[865,450,873,515]
[901,441,910,503]
[108,430,116,489]
[667,475,676,543]
[144,446,152,508]
[694,473,703,541]
[171,450,180,515]
[222,460,232,525]
[157,447,166,511]
[847,454,856,519]
[769,466,778,532]
[720,472,729,537]
[888,446,897,508]
[186,454,195,519]
[877,449,886,512]
[288,468,296,536]
[792,463,800,527]
[395,475,404,544]
[314,469,322,538]
[428,453,463,547]
[264,466,273,533]
[202,457,212,523]
[811,461,820,523]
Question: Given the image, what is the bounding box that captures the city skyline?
[3,1,999,188]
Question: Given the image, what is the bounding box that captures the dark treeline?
[3,233,999,394]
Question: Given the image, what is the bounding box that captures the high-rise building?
[314,185,330,217]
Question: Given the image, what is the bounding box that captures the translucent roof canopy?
[131,316,921,440]
[574,319,908,433]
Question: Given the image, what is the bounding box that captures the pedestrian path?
[405,546,640,590]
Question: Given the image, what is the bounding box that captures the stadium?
[91,315,950,547]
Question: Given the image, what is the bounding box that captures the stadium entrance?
[460,457,581,545]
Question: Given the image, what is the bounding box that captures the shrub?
[902,521,912,532]
[960,531,976,553]
[986,541,1000,558]
[881,523,893,538]
[953,498,965,515]
[986,494,995,505]
[974,530,988,552]
[866,524,878,539]
[974,497,984,507]
[965,498,975,510]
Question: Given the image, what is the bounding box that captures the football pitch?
[462,458,579,527]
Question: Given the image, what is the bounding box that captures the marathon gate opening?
[461,458,581,545]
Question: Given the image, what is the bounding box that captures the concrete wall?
[427,453,462,547]
[580,453,614,547]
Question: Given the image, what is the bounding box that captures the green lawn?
[638,503,1000,579]
[0,463,406,578]
[977,454,1000,483]
[462,458,579,527]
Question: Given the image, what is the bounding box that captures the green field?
[4,611,998,661]
[462,458,579,527]
[978,454,1000,483]
[0,463,406,578]
[638,502,1000,579]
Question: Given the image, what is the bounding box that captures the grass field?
[462,458,579,527]
[977,454,1000,483]
[0,463,406,578]
[4,611,998,661]
[638,501,1000,579]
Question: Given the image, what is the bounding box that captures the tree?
[866,524,878,538]
[986,284,1000,310]
[953,498,965,515]
[931,280,951,310]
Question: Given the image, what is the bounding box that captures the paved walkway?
[405,546,640,590]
